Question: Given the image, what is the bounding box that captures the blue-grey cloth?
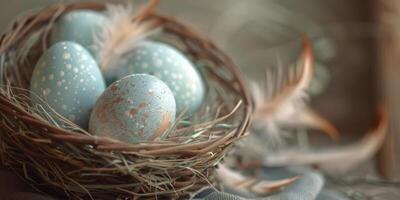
[316,190,350,200]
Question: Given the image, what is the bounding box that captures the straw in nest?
[0,0,252,199]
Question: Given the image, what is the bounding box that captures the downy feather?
[94,2,159,73]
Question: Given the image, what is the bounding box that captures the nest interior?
[0,1,252,199]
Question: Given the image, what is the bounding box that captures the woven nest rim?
[0,0,253,199]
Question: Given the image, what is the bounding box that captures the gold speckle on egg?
[63,52,71,60]
[59,71,65,77]
[66,64,72,69]
[41,89,46,96]
[148,89,154,96]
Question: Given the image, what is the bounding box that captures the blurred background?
[0,0,378,138]
[1,0,399,199]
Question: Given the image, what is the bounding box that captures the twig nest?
[0,1,252,199]
[89,74,176,143]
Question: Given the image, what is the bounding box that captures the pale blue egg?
[50,10,105,56]
[30,41,106,128]
[89,74,176,143]
[114,41,205,115]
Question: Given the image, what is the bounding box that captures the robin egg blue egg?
[89,74,176,143]
[114,41,205,116]
[30,41,106,128]
[50,10,105,56]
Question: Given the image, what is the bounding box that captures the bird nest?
[0,1,252,199]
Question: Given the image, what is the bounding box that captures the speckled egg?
[50,10,105,56]
[30,41,106,128]
[89,74,176,143]
[114,41,205,115]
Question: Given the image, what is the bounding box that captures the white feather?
[94,3,159,73]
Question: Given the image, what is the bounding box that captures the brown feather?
[257,36,313,114]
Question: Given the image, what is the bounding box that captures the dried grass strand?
[0,1,252,199]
